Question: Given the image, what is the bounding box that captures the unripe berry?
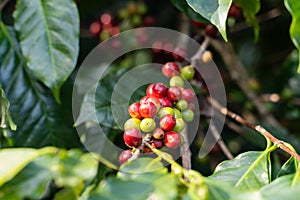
[140,118,156,132]
[201,51,213,63]
[158,107,174,118]
[173,118,185,133]
[170,76,184,87]
[176,99,188,111]
[173,108,182,118]
[181,66,195,81]
[124,118,141,130]
[182,109,194,122]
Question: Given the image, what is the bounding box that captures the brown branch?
[180,124,192,170]
[0,0,9,11]
[210,122,234,159]
[208,97,300,161]
[209,38,282,129]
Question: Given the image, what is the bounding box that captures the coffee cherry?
[139,101,157,118]
[159,114,176,131]
[192,20,207,28]
[128,102,142,119]
[140,118,156,132]
[167,86,181,102]
[201,50,213,63]
[152,128,165,139]
[182,109,194,122]
[158,107,175,118]
[172,47,187,62]
[170,76,184,87]
[181,88,196,103]
[176,99,188,111]
[89,22,101,35]
[173,118,185,133]
[124,118,141,130]
[140,96,161,111]
[146,83,167,98]
[205,24,218,37]
[188,103,195,112]
[228,5,241,19]
[181,66,195,81]
[123,128,142,147]
[152,139,164,149]
[173,108,182,118]
[159,97,173,108]
[162,62,180,78]
[143,146,153,153]
[164,131,181,149]
[143,15,155,26]
[119,149,133,164]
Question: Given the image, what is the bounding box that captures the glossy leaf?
[186,0,232,41]
[209,151,272,191]
[277,156,298,177]
[0,24,81,147]
[0,147,56,187]
[13,0,80,102]
[0,86,16,131]
[0,148,98,199]
[235,0,260,42]
[284,0,300,72]
[171,0,209,22]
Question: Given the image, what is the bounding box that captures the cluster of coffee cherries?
[119,62,197,164]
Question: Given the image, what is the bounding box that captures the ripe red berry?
[143,15,155,26]
[119,149,133,164]
[139,101,157,118]
[89,22,101,35]
[205,24,218,37]
[159,97,173,108]
[228,5,241,19]
[167,86,181,102]
[140,96,161,111]
[123,128,142,147]
[152,139,164,149]
[146,83,167,98]
[128,102,142,119]
[172,47,187,62]
[164,131,181,149]
[159,114,176,131]
[188,103,195,112]
[181,88,196,103]
[192,20,207,28]
[162,62,180,78]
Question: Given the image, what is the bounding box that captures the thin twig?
[208,97,300,161]
[191,36,210,66]
[0,0,9,11]
[210,122,234,159]
[209,39,282,129]
[180,125,192,170]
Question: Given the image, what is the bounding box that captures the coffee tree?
[1,0,300,199]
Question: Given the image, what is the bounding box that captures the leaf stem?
[208,97,300,161]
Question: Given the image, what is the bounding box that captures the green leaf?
[235,0,260,42]
[0,86,16,131]
[185,0,232,41]
[0,147,56,187]
[209,151,274,191]
[13,0,80,102]
[284,0,300,73]
[0,148,98,199]
[277,156,298,177]
[0,24,81,147]
[88,176,153,200]
[170,0,209,22]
